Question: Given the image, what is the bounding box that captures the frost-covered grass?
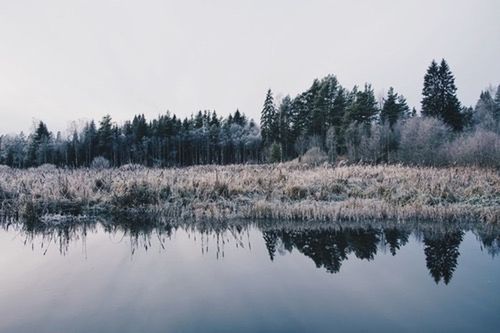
[0,163,498,224]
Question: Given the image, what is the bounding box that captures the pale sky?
[1,0,499,135]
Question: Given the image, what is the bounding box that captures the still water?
[0,221,499,333]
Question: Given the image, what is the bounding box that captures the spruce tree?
[277,95,292,159]
[421,59,463,130]
[97,115,113,160]
[260,89,276,146]
[381,87,410,127]
[27,121,51,166]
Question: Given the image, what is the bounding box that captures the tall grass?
[0,163,498,224]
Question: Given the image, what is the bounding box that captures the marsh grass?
[0,163,498,224]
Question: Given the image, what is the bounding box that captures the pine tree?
[260,89,276,146]
[421,59,464,130]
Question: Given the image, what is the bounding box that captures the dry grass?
[0,163,498,224]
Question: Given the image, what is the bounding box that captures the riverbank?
[0,163,498,224]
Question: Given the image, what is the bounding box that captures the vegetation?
[0,163,498,224]
[1,59,498,169]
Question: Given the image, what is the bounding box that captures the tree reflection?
[423,230,464,285]
[383,228,410,256]
[261,226,475,285]
[262,227,407,273]
[2,219,500,285]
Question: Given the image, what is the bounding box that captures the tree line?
[1,59,499,168]
[261,59,499,166]
[0,110,261,168]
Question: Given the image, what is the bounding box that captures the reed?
[0,163,498,224]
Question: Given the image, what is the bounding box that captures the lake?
[0,221,499,332]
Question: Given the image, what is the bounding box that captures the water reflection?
[423,230,463,284]
[1,219,499,285]
[263,227,406,274]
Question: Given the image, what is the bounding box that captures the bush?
[35,163,57,172]
[445,129,500,168]
[269,142,282,163]
[112,182,158,208]
[119,164,145,172]
[91,156,111,169]
[301,147,327,166]
[397,117,451,166]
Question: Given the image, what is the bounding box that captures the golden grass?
[0,163,498,224]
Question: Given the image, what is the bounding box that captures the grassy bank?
[0,163,498,224]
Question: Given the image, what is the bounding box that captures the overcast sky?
[1,0,499,135]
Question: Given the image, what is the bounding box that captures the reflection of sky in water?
[0,224,499,333]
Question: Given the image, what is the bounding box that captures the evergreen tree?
[310,77,334,138]
[344,84,379,127]
[260,89,276,146]
[277,95,292,159]
[269,142,282,163]
[380,87,410,127]
[328,87,348,153]
[83,121,98,165]
[421,59,464,130]
[27,121,51,166]
[495,85,500,114]
[290,93,308,142]
[97,115,113,161]
[233,109,247,126]
[411,107,417,117]
[473,89,500,132]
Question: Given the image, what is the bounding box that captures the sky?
[1,0,499,135]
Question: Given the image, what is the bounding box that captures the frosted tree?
[325,126,337,163]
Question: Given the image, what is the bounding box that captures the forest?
[1,59,499,169]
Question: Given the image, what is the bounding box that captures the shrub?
[36,163,57,172]
[112,182,158,208]
[119,164,145,172]
[301,147,327,166]
[269,142,282,163]
[445,129,500,168]
[397,117,451,166]
[91,156,111,169]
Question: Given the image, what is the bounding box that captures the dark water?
[0,221,499,333]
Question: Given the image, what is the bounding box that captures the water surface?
[0,221,499,333]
